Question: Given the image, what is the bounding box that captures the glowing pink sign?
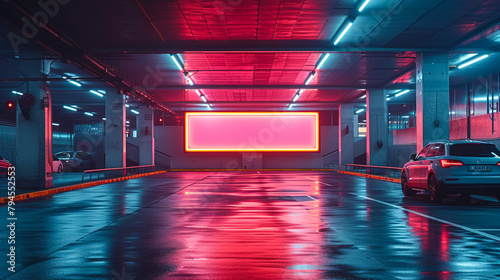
[185,112,319,152]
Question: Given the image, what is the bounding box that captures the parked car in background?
[52,155,63,174]
[401,140,500,202]
[0,156,12,176]
[54,151,96,172]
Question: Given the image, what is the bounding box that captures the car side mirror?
[410,154,417,161]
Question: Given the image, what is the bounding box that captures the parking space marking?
[349,192,500,243]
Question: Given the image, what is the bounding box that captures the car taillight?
[440,159,464,168]
[497,161,500,166]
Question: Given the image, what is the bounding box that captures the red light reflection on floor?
[407,206,452,280]
[169,174,325,279]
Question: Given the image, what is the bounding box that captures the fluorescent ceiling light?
[195,89,202,96]
[63,105,77,111]
[125,104,130,108]
[298,89,305,94]
[456,53,478,64]
[68,80,81,87]
[292,94,300,102]
[97,90,106,94]
[131,109,139,115]
[473,97,488,102]
[64,77,81,87]
[458,54,489,69]
[386,97,391,101]
[12,90,24,95]
[89,90,103,97]
[304,72,316,85]
[84,112,94,117]
[102,118,106,121]
[359,94,366,99]
[126,120,130,123]
[395,90,410,97]
[288,104,294,109]
[334,22,353,45]
[358,0,370,12]
[170,54,184,71]
[200,95,207,102]
[206,104,211,110]
[402,116,410,118]
[356,109,365,114]
[316,53,330,70]
[52,123,60,126]
[186,77,194,85]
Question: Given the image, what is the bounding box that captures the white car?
[401,140,500,202]
[53,155,63,174]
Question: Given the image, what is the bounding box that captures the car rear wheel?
[401,172,416,197]
[428,173,445,202]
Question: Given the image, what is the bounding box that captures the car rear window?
[449,144,500,157]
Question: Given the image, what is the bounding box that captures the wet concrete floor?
[2,171,500,279]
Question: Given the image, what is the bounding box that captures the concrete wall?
[450,114,500,140]
[154,126,339,169]
[0,125,16,165]
[387,144,416,168]
[53,131,73,153]
[393,127,416,145]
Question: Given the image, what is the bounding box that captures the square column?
[105,91,126,168]
[16,56,53,189]
[366,89,388,166]
[338,104,354,170]
[138,106,155,165]
[416,52,450,152]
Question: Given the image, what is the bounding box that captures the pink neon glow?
[185,112,319,152]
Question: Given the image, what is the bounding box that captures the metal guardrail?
[82,165,156,182]
[346,164,403,179]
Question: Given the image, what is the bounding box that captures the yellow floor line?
[337,170,401,183]
[167,168,334,172]
[0,171,167,204]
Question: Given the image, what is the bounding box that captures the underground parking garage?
[1,0,500,279]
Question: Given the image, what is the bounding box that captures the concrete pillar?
[338,104,354,170]
[366,89,388,166]
[416,52,450,152]
[353,114,359,138]
[16,55,53,189]
[105,91,126,168]
[138,106,154,165]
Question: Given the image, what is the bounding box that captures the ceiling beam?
[90,41,449,54]
[138,85,415,90]
[163,101,341,104]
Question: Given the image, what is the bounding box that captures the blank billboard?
[185,112,319,152]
